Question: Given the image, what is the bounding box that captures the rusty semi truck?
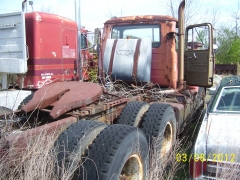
[0,0,215,179]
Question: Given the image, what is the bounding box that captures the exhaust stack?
[177,0,186,90]
[22,0,27,12]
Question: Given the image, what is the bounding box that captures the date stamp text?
[176,153,236,162]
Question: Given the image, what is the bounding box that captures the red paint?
[102,16,178,89]
[15,12,93,89]
[189,158,207,178]
[15,12,78,88]
[150,22,178,89]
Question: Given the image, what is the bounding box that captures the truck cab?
[97,14,214,91]
[0,11,93,91]
[0,11,94,111]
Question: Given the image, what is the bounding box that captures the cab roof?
[104,15,177,24]
[25,12,77,27]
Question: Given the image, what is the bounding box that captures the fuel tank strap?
[108,39,117,75]
[132,39,141,78]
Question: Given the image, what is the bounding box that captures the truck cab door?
[184,23,214,87]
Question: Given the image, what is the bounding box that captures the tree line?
[163,0,240,65]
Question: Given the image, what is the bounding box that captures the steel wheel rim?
[161,122,173,157]
[120,154,143,180]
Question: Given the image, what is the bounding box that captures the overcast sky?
[0,0,239,31]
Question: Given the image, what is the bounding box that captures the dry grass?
[147,137,189,180]
[0,126,81,180]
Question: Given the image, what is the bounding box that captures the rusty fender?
[4,116,77,154]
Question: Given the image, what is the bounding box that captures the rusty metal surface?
[93,102,127,123]
[21,82,103,119]
[101,18,178,89]
[66,97,129,123]
[164,102,184,127]
[5,116,77,152]
[187,42,203,49]
[108,39,117,75]
[132,39,141,78]
[105,15,177,24]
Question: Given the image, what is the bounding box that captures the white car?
[190,75,240,179]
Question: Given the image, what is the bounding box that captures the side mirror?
[213,44,218,53]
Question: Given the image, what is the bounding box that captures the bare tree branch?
[203,4,221,27]
[163,0,203,27]
[104,0,127,19]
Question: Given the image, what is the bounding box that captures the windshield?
[213,86,240,113]
[81,34,87,49]
[112,24,160,48]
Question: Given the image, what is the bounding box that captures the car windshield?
[214,86,240,112]
[112,24,160,48]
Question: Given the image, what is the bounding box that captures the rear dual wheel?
[55,121,148,180]
[115,101,150,127]
[140,103,177,157]
[116,101,177,157]
[56,103,176,179]
[80,124,148,180]
[54,120,107,178]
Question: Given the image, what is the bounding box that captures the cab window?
[112,24,160,48]
[186,25,210,50]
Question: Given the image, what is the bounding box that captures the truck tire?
[54,120,107,178]
[80,124,149,180]
[140,103,176,157]
[115,101,149,126]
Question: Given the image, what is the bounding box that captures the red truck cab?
[97,15,214,91]
[0,12,92,90]
[22,12,93,89]
[100,15,178,88]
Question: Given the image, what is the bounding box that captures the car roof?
[219,75,240,87]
